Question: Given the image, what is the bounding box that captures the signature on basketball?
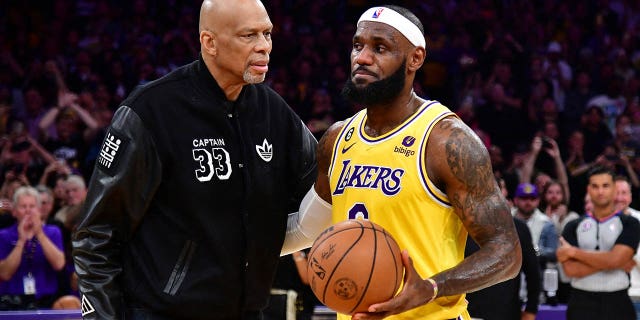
[321,243,336,260]
[310,257,327,280]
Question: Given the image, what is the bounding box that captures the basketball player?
[72,1,318,319]
[286,5,522,319]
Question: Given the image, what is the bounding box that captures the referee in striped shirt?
[557,166,640,320]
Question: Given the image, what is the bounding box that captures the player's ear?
[407,46,426,72]
[200,30,217,56]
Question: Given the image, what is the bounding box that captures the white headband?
[358,7,426,48]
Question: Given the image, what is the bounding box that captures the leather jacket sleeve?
[291,120,318,204]
[72,106,162,319]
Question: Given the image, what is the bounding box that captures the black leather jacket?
[72,57,317,319]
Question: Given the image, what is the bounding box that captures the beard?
[243,69,266,84]
[341,59,407,107]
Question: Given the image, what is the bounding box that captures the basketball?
[307,219,404,315]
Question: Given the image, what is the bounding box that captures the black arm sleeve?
[516,218,541,314]
[616,214,640,251]
[72,106,162,319]
[562,218,580,247]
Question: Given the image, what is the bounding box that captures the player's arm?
[72,106,161,319]
[427,116,521,295]
[280,121,344,255]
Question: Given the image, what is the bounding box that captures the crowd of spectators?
[1,0,640,312]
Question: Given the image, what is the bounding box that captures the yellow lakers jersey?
[329,101,470,320]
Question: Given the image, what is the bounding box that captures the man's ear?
[200,31,217,56]
[407,47,426,72]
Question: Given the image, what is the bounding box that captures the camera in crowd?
[541,136,554,150]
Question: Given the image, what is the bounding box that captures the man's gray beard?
[244,70,266,84]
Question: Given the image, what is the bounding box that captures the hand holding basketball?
[307,220,404,315]
[351,250,437,320]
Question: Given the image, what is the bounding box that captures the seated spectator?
[53,174,86,230]
[600,144,640,186]
[50,175,69,215]
[542,181,580,237]
[614,114,640,160]
[615,176,640,302]
[0,169,29,230]
[521,135,570,203]
[565,129,588,176]
[501,143,529,196]
[541,180,579,303]
[564,70,594,134]
[35,184,75,306]
[0,121,57,186]
[586,75,626,133]
[512,182,559,269]
[38,91,99,175]
[513,183,559,305]
[0,186,65,310]
[580,105,613,163]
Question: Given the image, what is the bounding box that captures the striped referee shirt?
[562,212,640,292]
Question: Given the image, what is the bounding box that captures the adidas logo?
[81,295,95,316]
[256,139,273,162]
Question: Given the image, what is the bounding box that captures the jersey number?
[348,203,369,220]
[193,148,232,181]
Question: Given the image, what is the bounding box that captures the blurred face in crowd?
[587,172,616,214]
[568,130,584,151]
[615,115,632,140]
[514,195,540,217]
[615,179,633,212]
[66,180,87,206]
[584,194,593,213]
[54,177,68,204]
[543,121,559,140]
[13,194,39,221]
[489,145,504,170]
[534,173,552,195]
[342,21,410,106]
[494,62,511,83]
[56,115,79,140]
[39,191,55,221]
[575,71,591,89]
[584,106,604,126]
[544,182,564,208]
[24,88,44,113]
[199,0,273,86]
[497,179,511,205]
[601,145,619,170]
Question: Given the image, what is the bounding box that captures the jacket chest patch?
[256,139,273,162]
